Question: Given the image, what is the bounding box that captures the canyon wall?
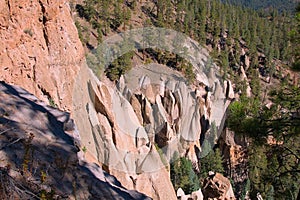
[0,1,234,199]
[0,0,84,111]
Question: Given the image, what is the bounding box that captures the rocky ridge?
[0,81,151,199]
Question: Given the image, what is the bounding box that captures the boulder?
[202,172,236,200]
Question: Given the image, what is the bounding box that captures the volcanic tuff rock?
[202,172,236,200]
[0,0,84,111]
[0,81,150,200]
[0,0,176,198]
[73,65,177,199]
[218,128,248,198]
[0,0,234,199]
[72,57,232,199]
[123,62,232,161]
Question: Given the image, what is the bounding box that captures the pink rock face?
[0,0,84,111]
[72,66,178,200]
[202,173,236,200]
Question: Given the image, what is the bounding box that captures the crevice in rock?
[38,84,52,103]
[129,176,137,189]
[6,49,14,66]
[28,56,36,82]
[7,0,11,20]
[151,184,158,200]
[199,115,209,146]
[141,98,151,124]
[154,122,168,148]
[33,62,36,82]
[7,0,13,22]
[7,0,10,11]
[225,81,230,98]
[111,129,116,146]
[39,0,50,53]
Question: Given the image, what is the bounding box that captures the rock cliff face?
[73,65,177,199]
[0,81,150,199]
[0,0,235,199]
[218,128,248,198]
[72,58,232,199]
[121,62,231,164]
[0,0,84,111]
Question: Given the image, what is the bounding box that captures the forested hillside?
[221,0,299,13]
[75,0,297,79]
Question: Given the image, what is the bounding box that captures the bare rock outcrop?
[73,65,177,200]
[0,0,84,111]
[218,128,248,198]
[123,63,232,167]
[202,172,235,200]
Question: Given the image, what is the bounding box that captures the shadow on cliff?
[0,81,150,200]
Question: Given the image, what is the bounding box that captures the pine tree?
[112,0,123,30]
[170,157,200,194]
[199,148,224,183]
[97,25,103,44]
[290,4,300,70]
